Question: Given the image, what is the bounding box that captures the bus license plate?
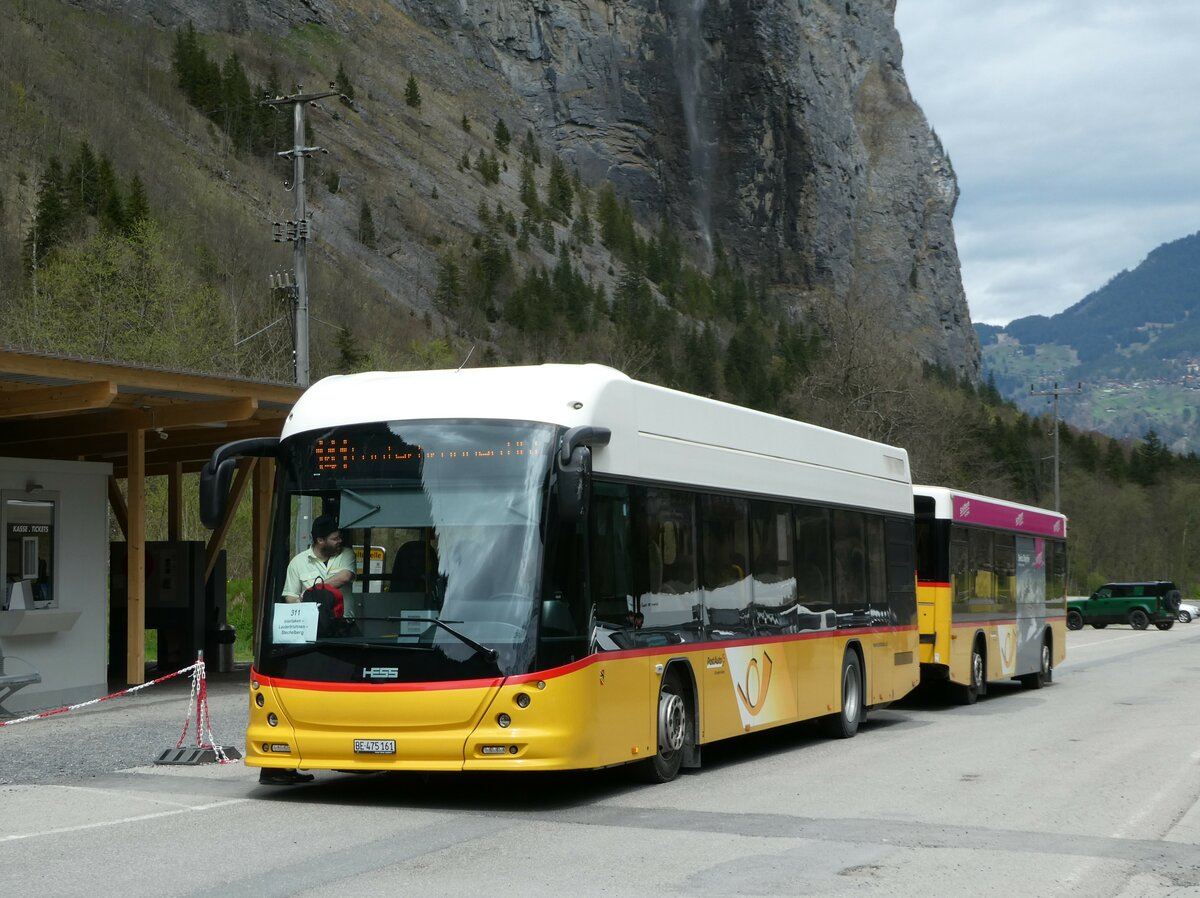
[354,739,396,755]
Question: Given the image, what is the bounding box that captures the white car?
[1179,601,1200,623]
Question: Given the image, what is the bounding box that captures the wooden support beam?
[0,348,302,407]
[205,458,256,581]
[0,420,285,463]
[167,462,183,542]
[0,397,259,444]
[125,429,146,685]
[108,476,128,541]
[0,380,117,418]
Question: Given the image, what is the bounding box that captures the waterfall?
[673,0,714,265]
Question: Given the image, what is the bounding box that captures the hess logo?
[736,652,774,716]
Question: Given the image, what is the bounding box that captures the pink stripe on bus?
[952,495,1065,537]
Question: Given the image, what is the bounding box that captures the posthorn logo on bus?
[958,501,971,519]
[1015,512,1025,527]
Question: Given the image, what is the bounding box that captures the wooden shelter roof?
[0,346,301,475]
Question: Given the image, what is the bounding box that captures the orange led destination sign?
[312,437,544,472]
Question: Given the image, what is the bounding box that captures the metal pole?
[292,100,309,388]
[265,86,338,388]
[1030,381,1083,512]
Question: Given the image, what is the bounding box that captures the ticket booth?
[0,457,110,714]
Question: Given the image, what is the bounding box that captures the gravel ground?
[0,664,252,785]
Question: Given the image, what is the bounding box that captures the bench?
[0,652,41,717]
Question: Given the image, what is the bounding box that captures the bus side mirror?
[555,425,609,526]
[557,445,591,525]
[199,457,237,529]
[198,437,281,529]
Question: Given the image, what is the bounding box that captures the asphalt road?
[3,625,1199,897]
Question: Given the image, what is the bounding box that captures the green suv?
[1067,581,1181,631]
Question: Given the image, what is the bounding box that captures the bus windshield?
[258,419,559,683]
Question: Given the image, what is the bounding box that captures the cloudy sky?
[893,1,1200,325]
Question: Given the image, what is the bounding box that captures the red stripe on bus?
[252,623,920,692]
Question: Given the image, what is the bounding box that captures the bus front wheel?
[824,651,863,739]
[639,670,690,783]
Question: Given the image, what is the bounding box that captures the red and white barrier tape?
[175,657,236,764]
[0,662,199,727]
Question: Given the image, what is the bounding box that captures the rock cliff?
[72,0,981,378]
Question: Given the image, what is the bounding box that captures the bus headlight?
[497,713,511,728]
[515,693,531,708]
[267,713,279,727]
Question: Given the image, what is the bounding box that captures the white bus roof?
[913,485,1067,539]
[284,364,913,515]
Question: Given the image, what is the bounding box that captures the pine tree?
[519,158,540,217]
[404,74,422,109]
[358,199,377,247]
[65,141,99,218]
[335,61,355,101]
[435,256,462,310]
[494,117,511,153]
[124,175,151,231]
[521,127,541,165]
[547,155,573,218]
[24,157,69,273]
[96,155,125,232]
[335,327,366,372]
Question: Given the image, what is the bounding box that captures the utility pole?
[1030,381,1083,512]
[265,85,338,388]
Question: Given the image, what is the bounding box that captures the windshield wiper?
[427,618,499,663]
[269,640,423,660]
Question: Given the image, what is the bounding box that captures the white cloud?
[895,0,1200,325]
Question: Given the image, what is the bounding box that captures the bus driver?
[282,514,356,602]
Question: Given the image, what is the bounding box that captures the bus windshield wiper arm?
[428,618,499,663]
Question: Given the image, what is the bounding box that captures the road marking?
[1067,634,1141,650]
[0,798,246,843]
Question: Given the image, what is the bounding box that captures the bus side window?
[588,483,632,627]
[794,506,832,609]
[832,509,868,624]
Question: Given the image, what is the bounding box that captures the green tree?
[335,327,366,372]
[358,199,377,247]
[65,141,99,219]
[96,155,125,232]
[435,255,462,311]
[521,127,541,165]
[124,175,151,231]
[24,157,69,272]
[10,220,231,369]
[494,118,511,153]
[404,73,422,109]
[547,155,573,218]
[335,61,355,101]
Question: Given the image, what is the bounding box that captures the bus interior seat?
[540,599,574,635]
[391,541,427,592]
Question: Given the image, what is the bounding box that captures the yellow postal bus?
[913,486,1067,703]
[202,365,920,781]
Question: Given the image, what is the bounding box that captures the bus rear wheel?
[955,642,985,705]
[638,670,690,783]
[824,651,863,739]
[1020,639,1051,689]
